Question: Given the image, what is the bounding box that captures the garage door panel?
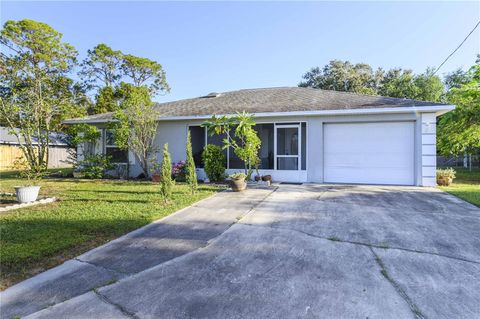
[324,122,415,185]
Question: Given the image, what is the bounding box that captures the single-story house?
[63,87,454,186]
[0,127,73,170]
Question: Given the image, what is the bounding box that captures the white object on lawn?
[14,186,41,203]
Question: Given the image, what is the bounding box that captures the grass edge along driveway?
[439,168,480,208]
[0,176,222,290]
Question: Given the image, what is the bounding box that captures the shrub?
[185,131,197,194]
[230,172,246,180]
[437,168,456,186]
[77,154,114,179]
[172,161,186,182]
[202,144,225,182]
[159,143,174,202]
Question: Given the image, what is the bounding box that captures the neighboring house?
[64,87,454,186]
[0,127,73,170]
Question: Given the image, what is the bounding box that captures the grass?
[0,175,222,290]
[439,168,480,207]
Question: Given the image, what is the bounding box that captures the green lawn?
[0,175,221,290]
[439,168,480,207]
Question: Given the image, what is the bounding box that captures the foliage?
[299,60,444,102]
[0,177,220,289]
[439,168,479,207]
[159,143,173,202]
[185,130,198,194]
[150,158,161,175]
[229,172,246,180]
[172,161,186,182]
[436,168,456,180]
[0,19,79,175]
[12,157,46,184]
[80,44,170,114]
[77,154,114,179]
[437,61,480,156]
[110,86,158,176]
[203,112,261,179]
[299,60,382,94]
[202,144,226,182]
[121,54,170,95]
[79,43,123,89]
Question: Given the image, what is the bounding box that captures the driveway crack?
[369,247,427,319]
[240,223,480,265]
[74,257,131,276]
[94,289,140,319]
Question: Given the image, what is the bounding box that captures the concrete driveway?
[2,184,480,319]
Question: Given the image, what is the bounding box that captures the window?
[189,126,206,168]
[104,130,128,163]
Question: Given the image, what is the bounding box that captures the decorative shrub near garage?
[436,168,456,186]
[202,144,226,182]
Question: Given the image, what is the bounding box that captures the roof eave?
[157,104,456,121]
[63,104,455,124]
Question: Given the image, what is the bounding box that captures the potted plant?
[172,160,187,182]
[150,160,162,182]
[229,172,247,192]
[14,164,43,203]
[436,168,456,186]
[262,175,272,182]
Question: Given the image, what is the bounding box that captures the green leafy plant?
[202,112,261,180]
[159,143,174,202]
[229,172,246,180]
[77,154,114,179]
[150,158,161,176]
[437,168,456,180]
[202,144,226,182]
[185,131,198,194]
[12,158,45,185]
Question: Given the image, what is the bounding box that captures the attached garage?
[323,122,415,185]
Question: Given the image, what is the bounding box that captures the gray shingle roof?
[0,127,69,146]
[64,87,448,123]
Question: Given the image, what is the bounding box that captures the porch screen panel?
[189,126,205,168]
[255,124,274,169]
[301,123,306,170]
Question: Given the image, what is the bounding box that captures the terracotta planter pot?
[262,175,272,182]
[15,186,41,203]
[151,174,162,183]
[437,176,452,186]
[230,178,247,192]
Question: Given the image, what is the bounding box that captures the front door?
[275,124,301,171]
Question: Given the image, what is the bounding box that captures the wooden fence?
[0,145,73,170]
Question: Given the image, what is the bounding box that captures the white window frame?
[103,129,128,164]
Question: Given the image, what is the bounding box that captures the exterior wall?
[79,111,438,185]
[420,113,437,186]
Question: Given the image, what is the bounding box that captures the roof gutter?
[157,104,456,121]
[63,104,455,124]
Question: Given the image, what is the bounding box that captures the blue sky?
[2,1,479,102]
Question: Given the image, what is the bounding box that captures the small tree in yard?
[185,130,197,194]
[0,19,79,176]
[111,85,158,177]
[159,143,173,203]
[203,112,261,180]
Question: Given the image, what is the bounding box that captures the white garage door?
[323,122,415,185]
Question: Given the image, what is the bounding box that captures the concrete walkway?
[2,184,480,319]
